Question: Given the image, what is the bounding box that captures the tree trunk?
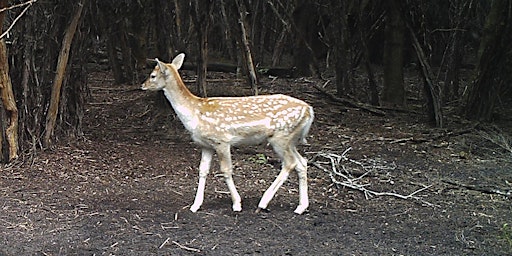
[443,32,462,102]
[106,28,125,84]
[406,17,443,127]
[0,0,19,162]
[155,0,174,61]
[44,1,85,147]
[358,7,379,105]
[381,0,405,106]
[190,0,213,97]
[219,0,237,62]
[0,39,18,162]
[236,0,258,95]
[464,0,511,121]
[292,1,320,77]
[325,0,353,96]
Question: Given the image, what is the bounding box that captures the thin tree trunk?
[365,60,379,106]
[0,0,19,162]
[106,28,125,84]
[272,28,288,66]
[174,0,182,40]
[44,1,85,147]
[190,0,213,97]
[219,0,237,62]
[267,1,290,67]
[407,21,443,127]
[0,39,18,161]
[381,0,405,106]
[197,30,208,97]
[118,21,134,82]
[443,32,461,101]
[0,102,3,162]
[237,1,258,95]
[0,0,6,161]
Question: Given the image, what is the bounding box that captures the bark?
[292,1,320,77]
[106,28,125,84]
[0,0,19,162]
[442,1,471,102]
[44,1,85,147]
[381,0,405,106]
[408,24,443,127]
[464,0,511,121]
[155,0,174,61]
[325,0,353,96]
[358,1,382,105]
[0,39,18,162]
[118,21,134,81]
[365,60,379,106]
[236,0,258,95]
[443,31,462,101]
[0,0,6,30]
[219,0,237,62]
[267,1,291,67]
[190,0,213,97]
[0,0,6,161]
[0,100,3,162]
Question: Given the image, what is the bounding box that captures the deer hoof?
[294,205,308,214]
[190,204,200,213]
[232,203,242,212]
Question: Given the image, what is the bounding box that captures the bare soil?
[1,70,511,255]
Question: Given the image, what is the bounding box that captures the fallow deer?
[141,53,314,214]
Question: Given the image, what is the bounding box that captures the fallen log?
[312,83,386,116]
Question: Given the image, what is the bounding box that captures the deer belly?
[192,125,272,147]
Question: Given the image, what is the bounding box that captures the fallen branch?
[442,179,511,197]
[388,126,475,144]
[312,83,386,116]
[310,149,436,206]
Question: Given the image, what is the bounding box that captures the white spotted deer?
[141,53,314,214]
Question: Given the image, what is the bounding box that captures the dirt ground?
[1,69,511,255]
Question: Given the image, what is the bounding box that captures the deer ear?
[171,53,185,70]
[155,58,166,74]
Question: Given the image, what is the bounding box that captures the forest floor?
[1,69,512,255]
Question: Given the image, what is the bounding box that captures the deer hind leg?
[292,147,309,214]
[217,144,242,212]
[258,140,296,211]
[191,148,214,212]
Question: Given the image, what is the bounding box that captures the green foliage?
[500,223,512,249]
[248,153,268,164]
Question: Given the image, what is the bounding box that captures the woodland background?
[0,0,511,163]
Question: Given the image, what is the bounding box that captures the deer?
[141,53,314,214]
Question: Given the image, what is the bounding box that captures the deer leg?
[292,147,309,214]
[258,143,295,211]
[190,148,214,212]
[217,145,242,212]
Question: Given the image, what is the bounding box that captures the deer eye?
[150,74,156,79]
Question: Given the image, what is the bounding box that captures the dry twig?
[310,148,435,206]
[172,240,201,253]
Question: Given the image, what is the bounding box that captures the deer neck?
[162,68,201,131]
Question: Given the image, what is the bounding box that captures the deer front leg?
[217,145,242,212]
[190,148,214,212]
